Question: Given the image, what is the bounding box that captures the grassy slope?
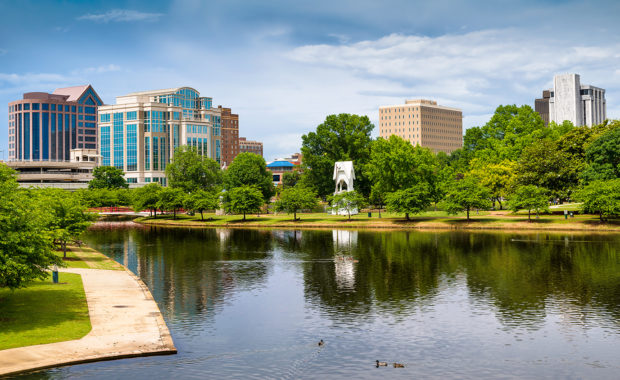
[134,210,620,232]
[54,246,124,271]
[0,273,91,350]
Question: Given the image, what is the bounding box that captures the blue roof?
[267,160,295,168]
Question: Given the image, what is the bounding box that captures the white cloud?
[71,64,121,76]
[77,9,163,23]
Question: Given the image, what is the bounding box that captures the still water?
[17,224,620,379]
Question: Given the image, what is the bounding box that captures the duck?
[393,363,405,368]
[318,339,324,347]
[376,360,388,367]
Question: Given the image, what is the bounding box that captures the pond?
[16,225,620,379]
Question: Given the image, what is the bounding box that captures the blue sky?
[2,0,620,160]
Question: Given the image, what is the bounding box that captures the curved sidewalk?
[0,268,176,377]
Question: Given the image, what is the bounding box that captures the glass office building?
[7,85,103,161]
[98,87,222,185]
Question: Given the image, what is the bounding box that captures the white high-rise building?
[97,87,222,185]
[548,73,606,126]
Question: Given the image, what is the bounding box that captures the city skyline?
[2,0,620,160]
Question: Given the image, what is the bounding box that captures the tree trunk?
[406,213,410,221]
[173,208,177,220]
[528,209,531,221]
[243,211,246,221]
[348,210,351,221]
[600,211,603,221]
[498,199,503,210]
[466,207,470,221]
[200,210,204,221]
[63,241,67,259]
[294,210,297,221]
[378,208,381,218]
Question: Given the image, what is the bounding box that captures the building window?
[113,113,124,169]
[101,126,110,166]
[127,111,137,121]
[127,124,137,171]
[143,136,150,171]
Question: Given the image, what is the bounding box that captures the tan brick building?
[238,137,263,157]
[379,99,463,154]
[218,106,239,166]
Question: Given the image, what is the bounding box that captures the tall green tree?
[132,183,162,217]
[43,190,97,258]
[166,146,222,192]
[0,164,62,289]
[470,160,516,210]
[516,139,578,201]
[581,123,620,182]
[301,113,374,198]
[157,187,186,219]
[576,179,620,221]
[226,185,264,221]
[224,153,274,201]
[89,166,128,189]
[184,189,219,221]
[509,185,549,221]
[366,135,438,201]
[444,176,491,221]
[385,184,432,220]
[281,170,302,189]
[275,186,318,220]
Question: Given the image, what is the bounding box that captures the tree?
[0,164,62,289]
[576,179,620,221]
[226,185,264,221]
[281,170,302,189]
[516,139,578,201]
[184,190,219,221]
[509,185,549,221]
[224,153,274,202]
[445,176,491,221]
[132,183,162,217]
[275,186,318,220]
[385,184,432,220]
[33,188,96,258]
[301,113,374,198]
[166,146,222,192]
[366,135,438,201]
[470,160,516,210]
[89,166,128,189]
[329,190,365,221]
[157,187,186,219]
[581,123,620,182]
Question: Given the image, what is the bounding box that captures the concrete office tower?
[547,73,606,126]
[97,87,222,185]
[8,85,103,161]
[218,106,239,166]
[238,137,263,157]
[379,99,462,154]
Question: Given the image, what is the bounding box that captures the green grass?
[134,209,620,231]
[54,246,124,271]
[0,273,92,350]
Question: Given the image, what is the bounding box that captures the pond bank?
[0,267,176,377]
[132,213,620,233]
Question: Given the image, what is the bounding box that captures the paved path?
[0,268,176,377]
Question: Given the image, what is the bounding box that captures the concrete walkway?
[0,268,176,377]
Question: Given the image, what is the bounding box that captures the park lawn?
[54,246,124,271]
[0,273,91,350]
[134,210,620,231]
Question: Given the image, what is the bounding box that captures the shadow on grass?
[0,280,89,337]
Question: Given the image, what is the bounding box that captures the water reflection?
[67,224,620,379]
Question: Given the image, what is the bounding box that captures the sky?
[2,0,620,161]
